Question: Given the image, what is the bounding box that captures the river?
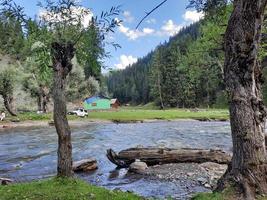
[0,121,232,199]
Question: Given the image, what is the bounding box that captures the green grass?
[192,188,267,200]
[0,178,142,200]
[88,109,229,122]
[1,108,229,123]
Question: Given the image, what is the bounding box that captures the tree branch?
[135,0,168,29]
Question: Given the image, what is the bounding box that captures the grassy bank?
[1,108,229,123]
[0,178,142,200]
[192,189,267,200]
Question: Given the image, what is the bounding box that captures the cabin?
[83,96,111,110]
[111,99,120,109]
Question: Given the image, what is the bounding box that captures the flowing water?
[0,121,232,199]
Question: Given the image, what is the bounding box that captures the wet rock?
[129,160,148,173]
[73,158,98,172]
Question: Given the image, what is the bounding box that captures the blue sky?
[13,0,203,71]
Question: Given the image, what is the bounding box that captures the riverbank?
[0,108,229,126]
[0,178,142,200]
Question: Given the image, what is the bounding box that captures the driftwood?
[107,148,231,168]
[73,158,98,172]
[0,178,13,185]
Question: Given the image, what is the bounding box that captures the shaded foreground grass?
[0,178,142,200]
[5,108,229,122]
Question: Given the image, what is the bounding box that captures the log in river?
[107,147,231,168]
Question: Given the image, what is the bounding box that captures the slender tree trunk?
[41,86,49,113]
[37,93,42,112]
[3,95,16,116]
[217,0,267,199]
[42,97,48,113]
[51,42,75,177]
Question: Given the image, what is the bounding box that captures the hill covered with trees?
[106,8,230,108]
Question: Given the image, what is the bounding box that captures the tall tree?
[190,0,267,198]
[218,1,267,198]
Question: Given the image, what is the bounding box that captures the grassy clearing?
[0,178,142,200]
[1,108,229,123]
[88,109,229,122]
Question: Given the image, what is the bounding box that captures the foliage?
[0,12,25,59]
[65,57,100,102]
[0,66,17,98]
[0,178,142,200]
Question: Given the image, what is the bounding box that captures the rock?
[0,178,13,185]
[197,177,207,184]
[73,158,98,172]
[129,160,148,173]
[204,183,211,188]
[187,172,194,177]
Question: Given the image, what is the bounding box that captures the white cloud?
[183,10,204,23]
[159,20,183,36]
[143,28,155,34]
[115,55,138,69]
[118,24,155,40]
[146,18,157,24]
[39,6,93,28]
[123,11,135,23]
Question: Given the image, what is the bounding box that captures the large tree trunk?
[3,94,16,116]
[217,0,267,198]
[106,148,231,168]
[51,42,75,177]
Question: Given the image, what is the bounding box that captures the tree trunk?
[217,0,267,198]
[51,42,75,177]
[106,148,231,168]
[157,71,164,109]
[41,86,49,113]
[37,93,42,112]
[3,95,16,116]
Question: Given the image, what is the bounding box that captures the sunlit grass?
[1,108,229,123]
[0,178,142,200]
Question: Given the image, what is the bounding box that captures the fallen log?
[107,148,231,168]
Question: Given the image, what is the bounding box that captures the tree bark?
[41,86,49,113]
[217,0,267,198]
[106,148,231,168]
[37,92,42,112]
[51,42,75,177]
[3,95,16,116]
